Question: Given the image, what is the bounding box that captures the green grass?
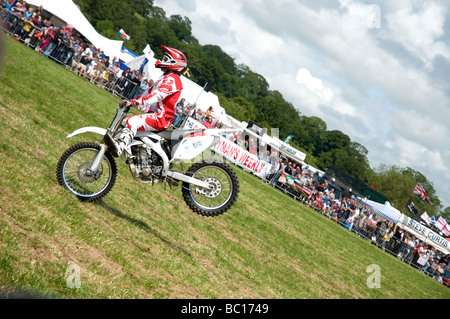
[0,37,449,299]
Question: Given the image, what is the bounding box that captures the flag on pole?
[284,135,294,143]
[421,212,431,225]
[204,81,214,92]
[117,28,130,41]
[443,225,450,237]
[430,216,436,226]
[413,183,433,205]
[405,198,419,216]
[139,58,148,74]
[435,216,450,236]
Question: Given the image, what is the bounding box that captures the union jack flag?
[414,183,433,205]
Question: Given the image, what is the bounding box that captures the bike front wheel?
[182,161,239,217]
[56,142,117,202]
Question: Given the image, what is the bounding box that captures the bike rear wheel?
[56,142,117,202]
[182,161,239,216]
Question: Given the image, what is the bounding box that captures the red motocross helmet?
[155,45,187,72]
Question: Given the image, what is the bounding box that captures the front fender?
[66,126,107,138]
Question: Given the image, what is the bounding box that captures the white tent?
[27,0,136,62]
[355,197,402,223]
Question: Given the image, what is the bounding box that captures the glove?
[121,100,139,108]
[120,100,131,108]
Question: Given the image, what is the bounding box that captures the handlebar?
[119,100,139,111]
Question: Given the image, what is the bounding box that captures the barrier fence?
[2,12,449,288]
[1,11,148,100]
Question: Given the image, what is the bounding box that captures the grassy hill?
[0,37,448,299]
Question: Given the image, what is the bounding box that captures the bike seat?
[157,129,205,141]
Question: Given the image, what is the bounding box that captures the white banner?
[183,117,269,175]
[396,214,450,254]
[271,137,306,162]
[212,138,268,175]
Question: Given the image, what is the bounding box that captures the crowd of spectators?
[173,100,223,129]
[1,0,150,100]
[2,0,449,289]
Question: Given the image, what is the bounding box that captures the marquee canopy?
[26,0,135,62]
[355,197,402,223]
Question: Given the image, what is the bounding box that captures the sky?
[153,0,450,209]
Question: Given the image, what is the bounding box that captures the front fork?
[89,143,107,174]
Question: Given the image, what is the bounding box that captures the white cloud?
[296,68,334,104]
[391,110,448,151]
[382,0,450,68]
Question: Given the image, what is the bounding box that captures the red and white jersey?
[133,72,183,120]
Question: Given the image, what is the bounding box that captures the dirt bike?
[56,102,240,217]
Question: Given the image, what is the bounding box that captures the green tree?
[95,20,115,38]
[366,165,441,216]
[148,5,168,21]
[295,116,327,155]
[321,130,350,153]
[216,73,240,98]
[237,65,270,100]
[442,207,450,221]
[144,18,179,53]
[169,14,195,44]
[218,94,256,123]
[203,45,237,76]
[254,92,296,140]
[127,0,153,17]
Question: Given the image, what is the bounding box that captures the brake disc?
[196,177,222,198]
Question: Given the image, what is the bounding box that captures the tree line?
[72,0,449,219]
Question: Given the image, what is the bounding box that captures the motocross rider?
[112,45,187,156]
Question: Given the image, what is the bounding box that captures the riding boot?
[114,128,134,156]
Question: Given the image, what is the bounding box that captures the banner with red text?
[212,137,268,175]
[183,117,270,176]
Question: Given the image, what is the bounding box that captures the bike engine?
[129,145,163,182]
